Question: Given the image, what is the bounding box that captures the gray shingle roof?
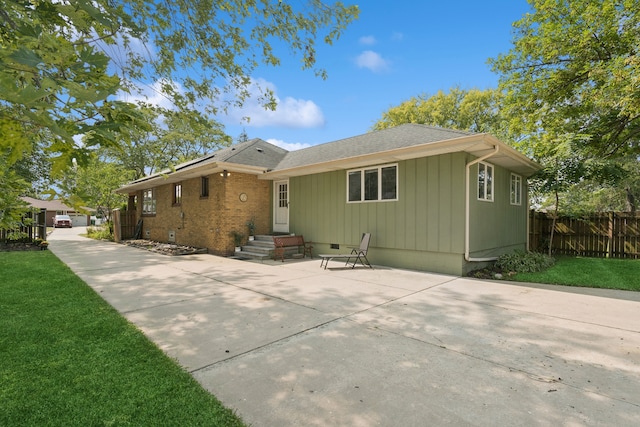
[197,138,288,169]
[118,124,539,192]
[274,124,472,170]
[126,138,287,186]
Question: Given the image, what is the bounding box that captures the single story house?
[116,124,540,275]
[21,197,93,227]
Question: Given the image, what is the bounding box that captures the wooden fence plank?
[530,211,640,259]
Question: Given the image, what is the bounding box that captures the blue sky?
[118,1,533,151]
[217,0,533,151]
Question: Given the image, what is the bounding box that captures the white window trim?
[142,189,156,215]
[477,162,494,202]
[510,173,522,206]
[347,163,398,203]
[173,183,182,205]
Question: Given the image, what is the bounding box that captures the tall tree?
[490,0,639,212]
[0,0,359,227]
[490,0,640,157]
[104,105,232,179]
[372,87,507,138]
[63,155,132,221]
[1,0,359,169]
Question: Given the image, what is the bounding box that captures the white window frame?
[510,173,522,206]
[347,163,398,203]
[477,162,494,202]
[142,189,156,215]
[173,183,182,205]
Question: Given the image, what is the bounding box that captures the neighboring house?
[116,124,540,275]
[20,197,92,227]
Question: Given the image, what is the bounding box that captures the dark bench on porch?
[273,235,313,262]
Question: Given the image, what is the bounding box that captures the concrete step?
[233,250,271,261]
[236,234,307,261]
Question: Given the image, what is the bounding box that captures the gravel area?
[121,239,208,256]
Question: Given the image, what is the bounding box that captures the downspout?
[465,145,500,262]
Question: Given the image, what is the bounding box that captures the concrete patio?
[48,227,640,426]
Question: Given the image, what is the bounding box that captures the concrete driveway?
[48,227,640,426]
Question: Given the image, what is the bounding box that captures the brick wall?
[136,172,272,255]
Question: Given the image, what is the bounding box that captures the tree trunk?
[548,189,560,257]
[625,187,636,214]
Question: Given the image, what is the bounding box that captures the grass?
[511,256,640,291]
[0,251,246,427]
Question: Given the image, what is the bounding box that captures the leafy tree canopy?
[0,0,358,229]
[490,0,640,159]
[1,0,358,169]
[372,87,506,138]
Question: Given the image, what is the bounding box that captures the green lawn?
[0,251,245,427]
[512,256,640,291]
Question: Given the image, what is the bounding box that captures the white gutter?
[465,144,500,262]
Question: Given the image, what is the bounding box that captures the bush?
[86,224,113,241]
[495,250,555,274]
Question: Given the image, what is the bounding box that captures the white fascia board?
[115,162,267,194]
[261,134,540,180]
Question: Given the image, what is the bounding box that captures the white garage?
[69,213,89,227]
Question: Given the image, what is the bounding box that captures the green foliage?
[0,157,30,231]
[58,154,131,220]
[0,251,245,426]
[1,0,358,216]
[491,0,640,159]
[490,0,640,214]
[0,0,140,173]
[85,224,114,241]
[105,105,233,179]
[246,217,256,235]
[229,230,245,246]
[373,87,506,137]
[495,250,556,274]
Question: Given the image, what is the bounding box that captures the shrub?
[86,224,114,241]
[495,250,555,274]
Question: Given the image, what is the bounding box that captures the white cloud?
[355,50,390,73]
[392,32,404,41]
[225,78,325,128]
[359,35,376,45]
[117,79,181,110]
[266,138,311,152]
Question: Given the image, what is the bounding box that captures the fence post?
[113,209,121,242]
[607,212,614,258]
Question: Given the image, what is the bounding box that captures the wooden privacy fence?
[112,209,139,241]
[529,211,640,259]
[0,209,47,243]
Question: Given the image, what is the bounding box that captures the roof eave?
[115,162,268,194]
[261,134,540,180]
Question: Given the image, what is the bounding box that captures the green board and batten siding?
[289,152,529,275]
[290,153,469,274]
[468,162,529,260]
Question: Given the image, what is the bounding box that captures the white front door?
[273,180,289,233]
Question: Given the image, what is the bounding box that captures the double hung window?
[478,162,494,202]
[510,173,522,205]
